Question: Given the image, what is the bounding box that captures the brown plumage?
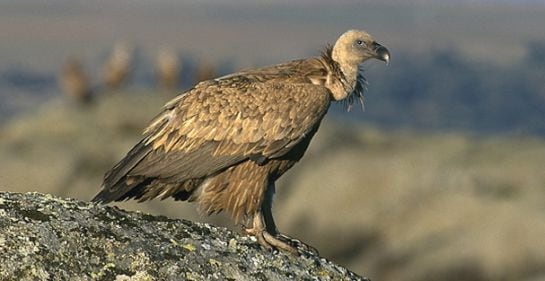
[58,56,92,104]
[102,41,133,90]
[156,47,181,91]
[194,60,216,83]
[93,29,390,253]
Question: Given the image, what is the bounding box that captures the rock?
[0,192,367,281]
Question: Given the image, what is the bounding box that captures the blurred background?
[1,0,545,280]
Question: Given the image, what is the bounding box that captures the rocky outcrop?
[0,191,367,281]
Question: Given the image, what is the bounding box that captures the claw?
[245,212,298,254]
[263,231,298,254]
[244,183,319,255]
[275,233,319,255]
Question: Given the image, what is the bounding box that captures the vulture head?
[332,29,390,69]
[328,29,390,108]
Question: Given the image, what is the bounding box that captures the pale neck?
[337,62,359,93]
[331,48,359,92]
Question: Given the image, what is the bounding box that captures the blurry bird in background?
[102,41,133,90]
[58,56,93,105]
[93,29,390,254]
[193,60,216,84]
[155,47,181,92]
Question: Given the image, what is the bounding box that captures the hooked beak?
[372,42,390,65]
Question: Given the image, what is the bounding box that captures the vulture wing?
[94,78,331,202]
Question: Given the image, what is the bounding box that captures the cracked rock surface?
[0,192,367,281]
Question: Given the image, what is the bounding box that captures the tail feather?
[92,140,152,203]
[92,178,149,203]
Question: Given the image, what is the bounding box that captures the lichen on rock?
[0,192,367,281]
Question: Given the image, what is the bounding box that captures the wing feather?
[134,80,330,180]
[95,57,332,202]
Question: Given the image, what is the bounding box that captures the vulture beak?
[372,42,390,65]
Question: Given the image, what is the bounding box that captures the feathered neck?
[321,45,367,110]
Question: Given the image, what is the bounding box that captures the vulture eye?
[356,40,364,46]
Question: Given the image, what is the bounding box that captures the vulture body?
[102,41,133,90]
[156,47,181,91]
[59,57,92,105]
[93,29,390,253]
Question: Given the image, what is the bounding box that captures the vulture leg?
[243,182,296,253]
[245,210,297,254]
[247,182,319,255]
[262,182,279,235]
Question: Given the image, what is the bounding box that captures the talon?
[255,231,273,251]
[245,226,298,253]
[245,211,299,254]
[246,188,320,255]
[263,231,298,254]
[275,233,319,255]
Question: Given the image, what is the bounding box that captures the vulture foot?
[275,233,319,256]
[244,212,298,254]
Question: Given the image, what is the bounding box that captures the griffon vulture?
[93,29,390,253]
